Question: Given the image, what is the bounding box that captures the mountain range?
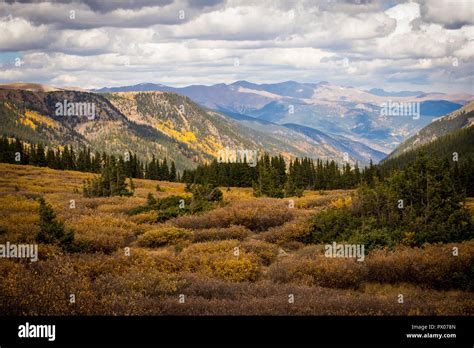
[1,81,472,170]
[93,80,472,154]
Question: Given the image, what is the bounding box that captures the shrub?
[308,207,361,244]
[329,196,352,209]
[268,256,367,289]
[129,195,191,222]
[137,227,193,248]
[258,217,312,244]
[187,184,224,213]
[193,225,251,242]
[365,241,474,290]
[299,193,347,208]
[173,199,294,232]
[130,210,160,224]
[68,214,143,253]
[268,241,474,291]
[130,186,224,223]
[212,257,260,282]
[177,240,262,281]
[177,240,239,273]
[241,240,278,266]
[180,240,238,256]
[146,192,157,206]
[191,184,223,202]
[347,228,400,252]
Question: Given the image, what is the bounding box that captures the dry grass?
[0,163,472,315]
[192,225,251,242]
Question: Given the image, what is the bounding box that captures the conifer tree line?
[2,136,472,198]
[0,136,178,182]
[308,152,474,249]
[378,127,474,196]
[182,153,378,197]
[182,150,474,198]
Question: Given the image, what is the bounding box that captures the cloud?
[0,16,51,51]
[0,0,472,94]
[0,0,217,29]
[418,0,474,29]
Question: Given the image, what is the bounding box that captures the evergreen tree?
[169,161,177,181]
[36,198,74,251]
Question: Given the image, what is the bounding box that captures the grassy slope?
[0,163,472,315]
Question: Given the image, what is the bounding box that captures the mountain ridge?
[385,101,474,161]
[91,80,472,154]
[0,85,385,170]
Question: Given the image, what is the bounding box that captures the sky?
[0,0,473,93]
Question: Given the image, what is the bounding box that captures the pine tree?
[35,143,46,167]
[169,161,177,181]
[284,174,296,197]
[36,198,74,251]
[161,158,170,181]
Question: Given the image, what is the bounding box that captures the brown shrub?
[177,273,252,300]
[129,210,159,224]
[172,199,294,231]
[280,241,305,251]
[0,164,472,315]
[365,242,474,290]
[298,192,349,208]
[268,256,367,289]
[257,217,312,244]
[70,214,144,253]
[294,244,324,259]
[1,246,473,315]
[268,241,474,291]
[192,225,251,242]
[241,239,279,266]
[136,227,193,248]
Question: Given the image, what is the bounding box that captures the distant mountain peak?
[231,80,251,85]
[136,82,165,87]
[367,88,425,97]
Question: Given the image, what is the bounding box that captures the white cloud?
[0,0,472,93]
[0,16,51,51]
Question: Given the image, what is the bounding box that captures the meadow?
[0,163,472,315]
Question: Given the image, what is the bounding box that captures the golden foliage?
[17,110,59,130]
[136,227,193,248]
[212,257,260,282]
[329,196,352,209]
